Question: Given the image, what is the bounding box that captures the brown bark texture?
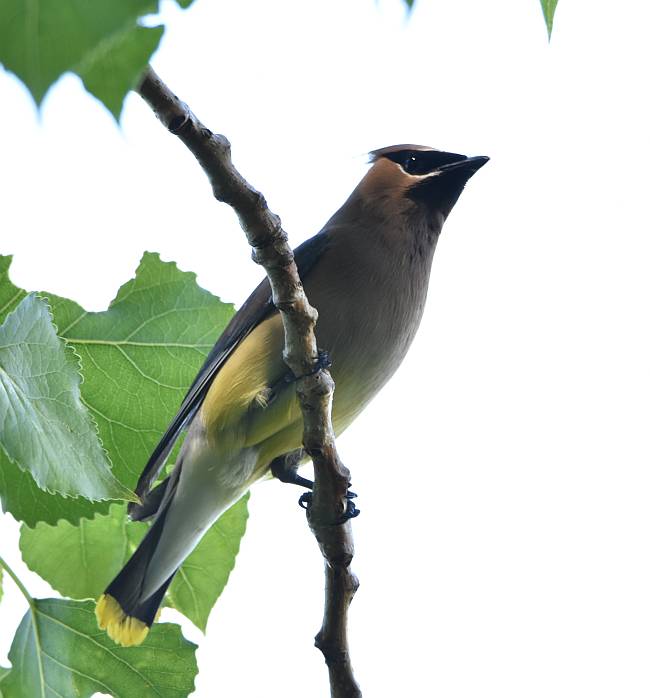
[137,67,361,698]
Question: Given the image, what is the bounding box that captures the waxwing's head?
[358,144,488,224]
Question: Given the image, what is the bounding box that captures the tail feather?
[96,439,249,647]
[96,573,175,646]
[96,480,178,647]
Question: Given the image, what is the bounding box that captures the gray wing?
[129,231,330,506]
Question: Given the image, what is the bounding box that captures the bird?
[96,144,488,646]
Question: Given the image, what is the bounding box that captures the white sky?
[1,0,650,696]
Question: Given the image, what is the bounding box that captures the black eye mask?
[383,149,466,175]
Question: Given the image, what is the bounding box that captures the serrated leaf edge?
[0,278,135,508]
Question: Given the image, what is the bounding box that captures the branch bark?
[136,67,361,698]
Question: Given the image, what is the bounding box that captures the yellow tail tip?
[96,594,150,647]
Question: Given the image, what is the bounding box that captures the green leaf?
[21,496,250,631]
[77,24,165,121]
[403,0,416,10]
[0,567,3,604]
[165,493,249,631]
[173,0,197,7]
[540,0,559,38]
[0,257,27,324]
[19,504,147,601]
[0,258,94,525]
[46,252,234,496]
[0,447,100,527]
[0,0,158,106]
[1,598,197,698]
[0,253,233,526]
[0,294,132,502]
[0,666,8,698]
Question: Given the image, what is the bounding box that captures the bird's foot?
[282,349,332,385]
[298,489,360,522]
[314,349,332,373]
[343,496,361,521]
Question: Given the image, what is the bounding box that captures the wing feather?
[128,231,330,509]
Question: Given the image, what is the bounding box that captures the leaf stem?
[0,553,34,607]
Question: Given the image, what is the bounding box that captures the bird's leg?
[275,348,357,519]
[271,451,358,520]
[271,450,314,490]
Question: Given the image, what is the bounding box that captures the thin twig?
[136,66,361,698]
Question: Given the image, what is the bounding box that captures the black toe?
[342,499,361,521]
[298,492,313,509]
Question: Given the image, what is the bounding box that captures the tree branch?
[136,66,361,698]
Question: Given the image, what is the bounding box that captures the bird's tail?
[95,499,177,647]
[97,440,253,647]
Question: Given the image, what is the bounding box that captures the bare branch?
[136,66,361,697]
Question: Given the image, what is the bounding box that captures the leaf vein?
[40,647,118,697]
[36,608,162,695]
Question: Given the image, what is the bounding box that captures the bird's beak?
[437,155,490,178]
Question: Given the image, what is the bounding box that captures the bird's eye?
[403,154,418,174]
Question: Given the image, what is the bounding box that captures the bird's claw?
[298,491,312,509]
[316,349,332,372]
[343,498,360,521]
[283,348,331,384]
[297,489,360,522]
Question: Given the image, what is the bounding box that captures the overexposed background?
[1,0,650,696]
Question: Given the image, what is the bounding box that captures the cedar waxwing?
[96,144,488,646]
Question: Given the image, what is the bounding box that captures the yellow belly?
[198,313,361,483]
